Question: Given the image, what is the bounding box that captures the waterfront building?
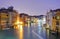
[19,13,29,26]
[0,7,18,30]
[46,9,60,32]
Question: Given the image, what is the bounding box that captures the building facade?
[19,13,29,26]
[0,7,18,30]
[30,15,46,27]
[46,9,60,32]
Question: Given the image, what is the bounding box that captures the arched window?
[56,21,59,26]
[55,16,60,20]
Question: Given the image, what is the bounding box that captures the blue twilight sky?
[0,0,60,15]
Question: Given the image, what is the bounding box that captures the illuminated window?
[55,16,60,20]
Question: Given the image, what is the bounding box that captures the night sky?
[0,0,60,15]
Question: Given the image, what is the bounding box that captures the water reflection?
[17,25,23,39]
[46,29,49,39]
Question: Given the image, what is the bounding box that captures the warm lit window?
[55,16,60,20]
[1,13,8,18]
